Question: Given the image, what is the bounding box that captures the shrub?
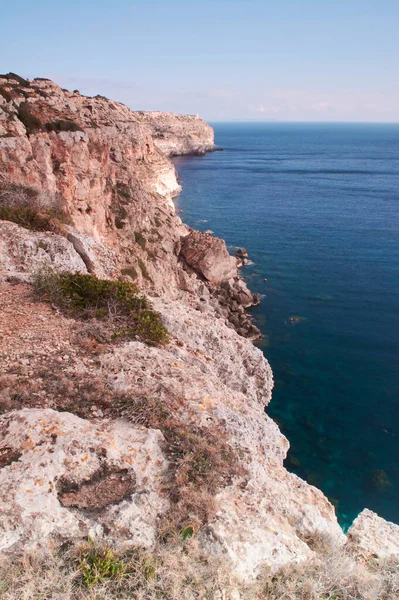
[121,266,138,280]
[31,270,169,346]
[78,541,127,588]
[0,181,68,231]
[115,181,132,200]
[45,119,83,133]
[0,72,30,86]
[17,102,43,134]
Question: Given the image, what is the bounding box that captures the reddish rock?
[180,230,237,285]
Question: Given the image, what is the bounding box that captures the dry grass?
[1,538,398,600]
[261,538,399,600]
[0,180,69,231]
[0,540,247,600]
[116,392,247,540]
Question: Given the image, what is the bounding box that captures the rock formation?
[0,73,398,590]
[180,229,238,285]
[134,110,215,156]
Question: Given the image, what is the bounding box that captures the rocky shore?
[0,73,398,597]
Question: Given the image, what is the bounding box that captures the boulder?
[0,221,119,280]
[235,248,248,259]
[347,509,399,561]
[0,221,86,279]
[180,230,237,285]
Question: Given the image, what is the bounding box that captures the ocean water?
[173,123,399,529]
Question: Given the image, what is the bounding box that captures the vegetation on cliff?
[0,536,398,599]
[0,181,69,231]
[32,270,169,346]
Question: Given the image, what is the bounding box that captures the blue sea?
[173,123,399,529]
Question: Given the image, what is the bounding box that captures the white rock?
[99,298,344,577]
[347,509,399,561]
[0,409,168,553]
[0,221,86,278]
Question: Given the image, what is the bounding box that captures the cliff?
[134,110,216,156]
[0,74,398,599]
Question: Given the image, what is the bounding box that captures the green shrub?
[45,119,83,133]
[17,102,43,134]
[78,541,127,588]
[32,270,169,346]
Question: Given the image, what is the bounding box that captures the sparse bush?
[0,72,30,86]
[116,393,246,540]
[121,266,138,280]
[0,181,69,231]
[17,102,43,134]
[138,258,151,280]
[31,270,169,346]
[115,181,132,200]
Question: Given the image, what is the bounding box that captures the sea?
[173,122,399,530]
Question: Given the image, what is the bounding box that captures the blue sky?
[1,0,399,121]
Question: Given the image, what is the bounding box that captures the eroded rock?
[180,230,237,285]
[0,221,86,279]
[100,298,345,577]
[135,111,215,156]
[347,509,399,562]
[0,409,168,552]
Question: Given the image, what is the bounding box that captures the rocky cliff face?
[0,73,257,335]
[0,74,398,590]
[134,110,215,156]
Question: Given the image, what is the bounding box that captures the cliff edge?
[0,74,398,599]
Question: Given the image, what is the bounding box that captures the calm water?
[173,123,399,529]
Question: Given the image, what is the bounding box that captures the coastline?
[172,121,399,530]
[1,74,398,585]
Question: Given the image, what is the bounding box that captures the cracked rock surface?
[0,409,168,553]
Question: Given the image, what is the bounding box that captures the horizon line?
[207,119,399,125]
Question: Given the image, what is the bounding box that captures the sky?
[1,0,399,122]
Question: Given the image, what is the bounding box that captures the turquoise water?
[173,123,399,529]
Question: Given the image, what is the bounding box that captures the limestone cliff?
[0,74,398,594]
[0,73,257,336]
[134,110,215,156]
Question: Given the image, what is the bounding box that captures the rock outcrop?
[0,221,119,281]
[347,509,399,562]
[0,73,397,585]
[0,74,257,335]
[134,111,215,156]
[0,409,167,553]
[180,229,238,285]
